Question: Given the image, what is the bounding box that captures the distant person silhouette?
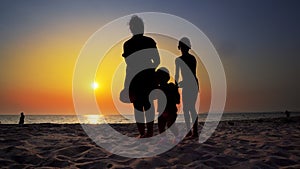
[285,110,290,118]
[120,15,160,138]
[156,67,180,138]
[19,112,25,125]
[175,37,199,138]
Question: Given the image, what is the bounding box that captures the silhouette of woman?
[120,15,160,138]
[175,37,199,138]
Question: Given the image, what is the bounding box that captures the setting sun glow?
[92,82,99,90]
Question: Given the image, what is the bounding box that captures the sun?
[92,82,99,90]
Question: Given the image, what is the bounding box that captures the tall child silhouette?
[120,15,160,138]
[175,37,199,138]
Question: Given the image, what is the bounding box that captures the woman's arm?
[151,48,160,68]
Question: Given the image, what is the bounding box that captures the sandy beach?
[0,117,299,169]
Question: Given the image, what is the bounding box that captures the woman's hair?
[129,15,144,35]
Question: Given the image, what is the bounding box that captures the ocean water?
[0,112,299,124]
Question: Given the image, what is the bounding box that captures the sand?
[0,117,299,169]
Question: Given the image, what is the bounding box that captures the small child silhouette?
[156,67,180,138]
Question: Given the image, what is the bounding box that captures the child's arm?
[175,59,180,84]
[174,87,180,104]
[156,90,165,113]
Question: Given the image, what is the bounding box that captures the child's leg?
[190,109,198,137]
[167,114,178,136]
[158,114,166,134]
[183,109,192,136]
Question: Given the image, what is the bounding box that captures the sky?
[0,0,299,115]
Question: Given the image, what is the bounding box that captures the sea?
[0,112,299,124]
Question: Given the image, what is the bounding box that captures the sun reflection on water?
[85,115,104,124]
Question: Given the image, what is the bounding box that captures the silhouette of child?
[19,112,25,125]
[175,37,199,138]
[156,67,180,137]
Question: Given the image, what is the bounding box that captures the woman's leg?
[134,102,145,137]
[145,100,155,137]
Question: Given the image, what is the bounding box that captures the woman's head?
[129,15,144,35]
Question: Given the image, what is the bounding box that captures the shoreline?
[0,113,300,126]
[0,116,298,125]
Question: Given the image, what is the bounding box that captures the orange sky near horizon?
[0,20,85,115]
[0,28,212,115]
